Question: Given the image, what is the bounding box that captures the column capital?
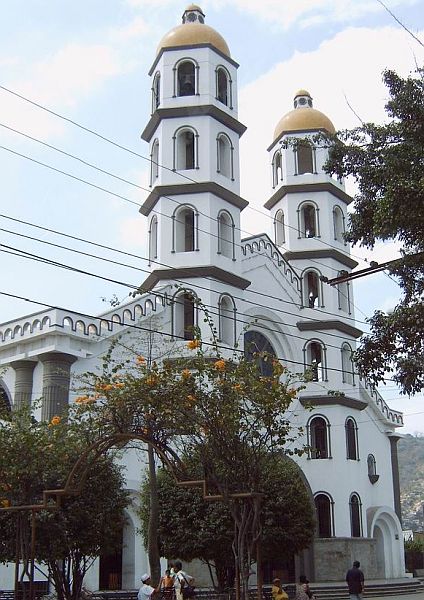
[10,359,37,372]
[38,352,78,366]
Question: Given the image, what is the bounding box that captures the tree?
[139,454,314,590]
[0,405,129,600]
[324,67,424,395]
[79,314,307,600]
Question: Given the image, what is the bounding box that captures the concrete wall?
[313,537,379,582]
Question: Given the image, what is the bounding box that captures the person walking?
[346,561,365,600]
[173,560,194,600]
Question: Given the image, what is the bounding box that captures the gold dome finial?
[272,90,335,142]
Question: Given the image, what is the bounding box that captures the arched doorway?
[99,521,124,590]
[368,506,405,578]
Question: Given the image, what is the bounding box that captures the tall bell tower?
[139,5,250,345]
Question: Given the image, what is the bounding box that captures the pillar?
[389,435,402,523]
[39,352,77,422]
[10,360,37,410]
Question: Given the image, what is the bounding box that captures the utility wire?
[0,243,366,351]
[0,214,369,327]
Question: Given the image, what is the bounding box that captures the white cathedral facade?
[0,4,407,590]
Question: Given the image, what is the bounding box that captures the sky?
[0,0,423,432]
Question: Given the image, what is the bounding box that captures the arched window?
[174,206,196,252]
[175,128,196,170]
[216,66,230,106]
[219,295,236,345]
[272,150,283,188]
[309,416,330,459]
[303,270,321,308]
[304,340,326,381]
[217,133,233,179]
[337,275,350,313]
[244,331,276,377]
[333,206,345,242]
[217,210,234,259]
[367,454,377,476]
[341,343,355,384]
[314,493,334,537]
[349,493,362,537]
[274,210,285,246]
[152,72,160,112]
[345,417,358,460]
[174,291,197,340]
[149,215,158,264]
[296,142,315,174]
[299,203,318,238]
[0,383,11,413]
[177,60,196,96]
[150,139,159,185]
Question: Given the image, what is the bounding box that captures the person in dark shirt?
[346,561,365,600]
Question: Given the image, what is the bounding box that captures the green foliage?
[0,406,129,600]
[324,67,424,395]
[139,454,315,590]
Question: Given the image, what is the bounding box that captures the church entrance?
[99,524,123,590]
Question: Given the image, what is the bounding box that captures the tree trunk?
[147,442,161,585]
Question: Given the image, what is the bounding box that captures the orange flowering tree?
[78,322,308,599]
[0,404,129,600]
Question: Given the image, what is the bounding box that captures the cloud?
[110,16,150,41]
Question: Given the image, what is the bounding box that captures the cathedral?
[0,4,406,590]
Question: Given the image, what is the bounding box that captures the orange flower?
[103,384,114,391]
[50,416,61,426]
[114,382,125,389]
[214,359,226,371]
[187,339,201,350]
[75,395,89,404]
[145,375,157,386]
[181,369,191,380]
[233,384,242,392]
[1,499,10,508]
[186,394,196,405]
[287,388,297,399]
[136,355,146,364]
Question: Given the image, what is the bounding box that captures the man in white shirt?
[173,561,194,600]
[138,573,163,600]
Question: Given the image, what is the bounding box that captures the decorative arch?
[217,209,235,259]
[367,506,405,578]
[0,380,12,413]
[349,492,363,537]
[173,126,198,171]
[150,138,159,185]
[218,294,236,346]
[274,209,285,246]
[303,339,327,381]
[216,65,232,108]
[152,71,161,113]
[149,215,158,264]
[216,132,234,180]
[302,268,323,308]
[174,58,198,97]
[172,289,198,341]
[295,141,316,175]
[314,492,334,537]
[272,150,283,188]
[298,201,320,238]
[333,205,345,242]
[341,343,355,384]
[307,414,331,459]
[345,416,358,460]
[172,204,198,253]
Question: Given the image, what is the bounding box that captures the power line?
[0,214,370,328]
[0,86,375,268]
[0,242,366,352]
[0,289,398,382]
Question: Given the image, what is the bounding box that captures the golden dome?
[273,91,335,142]
[157,7,230,57]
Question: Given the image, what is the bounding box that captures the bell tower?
[139,5,250,345]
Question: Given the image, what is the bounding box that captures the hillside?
[399,434,424,530]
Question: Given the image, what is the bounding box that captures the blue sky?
[1,0,424,431]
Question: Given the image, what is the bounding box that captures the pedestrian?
[295,575,315,600]
[161,569,175,600]
[173,560,195,600]
[345,560,365,600]
[138,574,163,600]
[271,577,288,600]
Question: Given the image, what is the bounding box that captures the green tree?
[0,405,129,600]
[79,316,307,600]
[139,454,314,590]
[324,67,424,395]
